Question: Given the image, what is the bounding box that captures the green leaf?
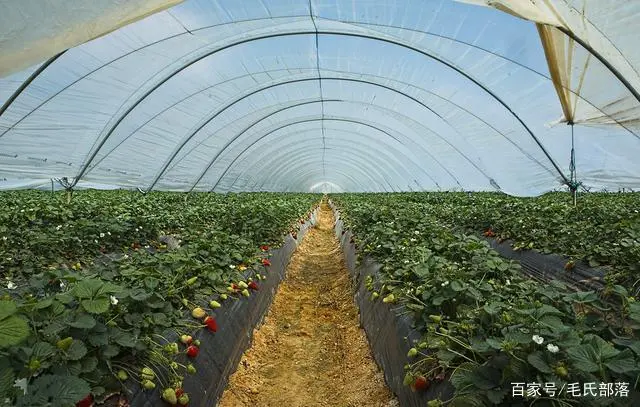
[111,330,135,348]
[450,280,464,292]
[81,297,110,314]
[450,394,489,407]
[17,374,90,407]
[0,315,29,348]
[486,387,508,404]
[469,365,501,390]
[527,351,552,373]
[483,302,502,315]
[81,356,99,373]
[73,279,104,298]
[101,344,120,358]
[604,349,638,374]
[34,298,53,310]
[66,340,87,361]
[0,357,15,398]
[68,314,96,329]
[31,342,55,359]
[567,345,600,372]
[0,300,17,320]
[450,362,475,390]
[128,288,151,301]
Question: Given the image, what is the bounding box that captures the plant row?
[373,192,640,293]
[331,194,640,407]
[0,191,319,407]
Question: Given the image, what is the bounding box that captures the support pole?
[568,122,578,206]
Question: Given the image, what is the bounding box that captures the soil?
[217,202,396,407]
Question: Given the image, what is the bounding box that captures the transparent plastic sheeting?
[0,0,639,196]
[0,0,184,77]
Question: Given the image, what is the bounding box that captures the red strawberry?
[248,281,259,291]
[262,259,271,267]
[175,388,185,398]
[231,283,239,290]
[260,245,269,251]
[76,394,93,407]
[413,376,430,391]
[186,345,199,358]
[204,316,218,332]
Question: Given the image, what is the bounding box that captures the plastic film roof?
[1,0,639,195]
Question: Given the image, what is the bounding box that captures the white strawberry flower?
[441,281,449,287]
[229,265,236,269]
[532,335,544,344]
[107,231,111,236]
[410,238,417,242]
[56,225,62,230]
[100,233,105,238]
[414,230,420,235]
[110,295,118,305]
[59,281,65,289]
[6,281,16,290]
[1,236,6,241]
[547,343,559,353]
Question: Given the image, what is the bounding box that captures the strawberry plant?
[332,193,640,406]
[0,190,319,405]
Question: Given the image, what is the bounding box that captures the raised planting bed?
[385,191,640,294]
[0,191,319,407]
[332,202,453,406]
[128,207,319,407]
[330,194,640,407]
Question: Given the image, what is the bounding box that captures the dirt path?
[218,202,395,407]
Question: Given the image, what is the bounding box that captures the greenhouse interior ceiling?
[1,0,639,196]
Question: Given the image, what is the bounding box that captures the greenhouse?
[0,0,639,406]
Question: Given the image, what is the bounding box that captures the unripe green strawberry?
[241,289,250,297]
[193,339,201,347]
[142,379,155,390]
[56,337,73,350]
[170,361,179,370]
[186,277,198,286]
[418,342,428,349]
[178,393,190,405]
[141,367,155,380]
[382,293,395,303]
[191,307,206,319]
[429,315,442,323]
[117,370,128,381]
[371,292,379,300]
[164,342,179,354]
[407,347,418,358]
[220,294,228,300]
[227,286,235,293]
[28,358,40,371]
[187,364,196,374]
[238,281,248,289]
[554,366,568,377]
[209,300,221,309]
[181,298,189,307]
[180,335,193,345]
[162,388,177,404]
